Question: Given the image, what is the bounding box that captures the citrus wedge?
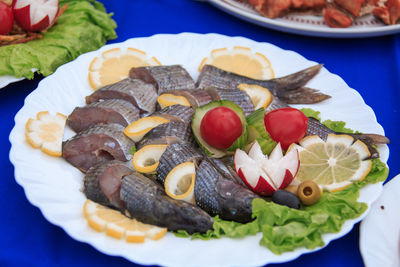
[198,46,274,80]
[124,116,170,142]
[157,94,191,109]
[25,111,66,157]
[238,84,273,110]
[83,200,167,242]
[132,144,168,173]
[164,162,196,204]
[88,47,161,90]
[289,134,372,192]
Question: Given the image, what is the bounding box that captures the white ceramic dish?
[207,0,400,38]
[360,174,400,267]
[9,33,389,266]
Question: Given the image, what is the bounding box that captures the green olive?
[297,180,321,206]
[284,185,298,196]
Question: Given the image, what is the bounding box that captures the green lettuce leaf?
[0,0,117,79]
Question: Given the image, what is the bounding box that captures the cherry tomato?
[0,2,14,35]
[200,107,242,149]
[264,107,308,150]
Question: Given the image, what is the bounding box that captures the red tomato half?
[0,2,14,35]
[264,107,308,150]
[200,107,242,149]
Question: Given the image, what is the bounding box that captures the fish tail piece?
[270,64,323,91]
[278,87,331,104]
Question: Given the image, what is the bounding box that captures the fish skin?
[207,157,247,187]
[85,78,158,115]
[129,65,196,94]
[84,160,134,210]
[62,123,134,172]
[151,104,194,124]
[67,99,140,133]
[120,172,213,234]
[206,87,255,116]
[194,159,259,223]
[197,64,330,104]
[137,121,194,149]
[156,142,203,185]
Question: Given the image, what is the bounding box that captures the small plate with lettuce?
[0,0,117,89]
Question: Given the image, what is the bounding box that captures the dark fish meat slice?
[206,87,254,116]
[207,157,247,187]
[62,123,134,173]
[84,160,134,210]
[85,78,158,115]
[306,117,390,158]
[120,172,213,234]
[164,89,212,107]
[129,65,196,94]
[67,99,140,133]
[156,142,203,185]
[197,64,330,104]
[194,159,259,223]
[137,121,194,149]
[151,104,194,124]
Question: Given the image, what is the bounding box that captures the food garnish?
[192,100,248,157]
[297,180,321,205]
[198,46,274,79]
[164,162,196,204]
[124,116,170,142]
[234,142,299,196]
[264,107,309,150]
[289,134,372,192]
[12,0,60,32]
[88,47,161,90]
[157,93,191,109]
[83,199,167,242]
[200,106,243,150]
[25,111,66,157]
[0,2,13,35]
[271,189,301,209]
[238,83,273,110]
[132,144,168,173]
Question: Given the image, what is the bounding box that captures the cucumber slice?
[246,108,268,143]
[192,100,248,158]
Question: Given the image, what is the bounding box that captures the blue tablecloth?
[1,1,399,266]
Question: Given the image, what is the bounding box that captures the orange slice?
[198,46,274,80]
[238,84,273,109]
[25,111,66,157]
[164,162,196,204]
[88,47,161,90]
[124,116,170,142]
[157,94,191,109]
[83,200,167,242]
[132,144,168,173]
[288,134,372,192]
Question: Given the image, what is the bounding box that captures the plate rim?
[8,32,389,266]
[207,0,400,38]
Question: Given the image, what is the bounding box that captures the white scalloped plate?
[360,174,400,267]
[207,0,400,38]
[9,33,389,267]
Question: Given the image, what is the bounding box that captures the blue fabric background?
[1,0,399,266]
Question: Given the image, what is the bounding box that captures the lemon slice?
[25,111,66,157]
[83,200,167,242]
[124,116,170,142]
[157,94,191,109]
[238,84,273,109]
[88,47,161,90]
[198,46,274,80]
[132,144,168,173]
[290,134,372,192]
[164,162,196,204]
